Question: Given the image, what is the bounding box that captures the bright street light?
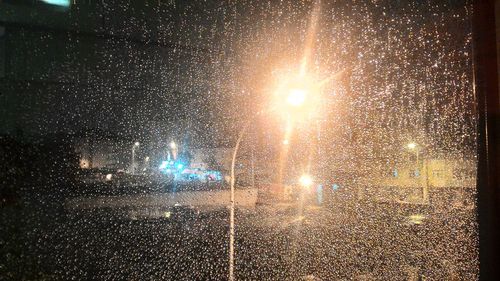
[170,141,177,149]
[229,70,325,281]
[407,142,417,150]
[286,88,307,107]
[131,142,140,175]
[299,174,313,188]
[271,73,326,128]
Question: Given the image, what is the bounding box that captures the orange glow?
[271,0,327,187]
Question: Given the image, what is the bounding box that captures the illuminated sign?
[40,0,71,8]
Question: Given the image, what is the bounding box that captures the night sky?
[0,0,477,156]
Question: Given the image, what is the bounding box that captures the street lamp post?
[407,142,428,203]
[131,142,140,175]
[228,82,313,281]
[170,141,177,160]
[407,142,419,170]
[229,118,254,281]
[144,156,150,172]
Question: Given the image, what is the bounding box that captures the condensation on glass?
[0,0,478,280]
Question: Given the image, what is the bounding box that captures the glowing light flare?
[407,142,417,150]
[272,72,323,122]
[299,174,313,188]
[299,0,321,77]
[408,214,426,225]
[286,88,307,107]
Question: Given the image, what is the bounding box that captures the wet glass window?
[1,0,483,280]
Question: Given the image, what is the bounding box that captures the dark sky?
[0,0,477,155]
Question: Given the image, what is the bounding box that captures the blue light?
[332,183,339,191]
[41,0,71,7]
[176,164,184,170]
